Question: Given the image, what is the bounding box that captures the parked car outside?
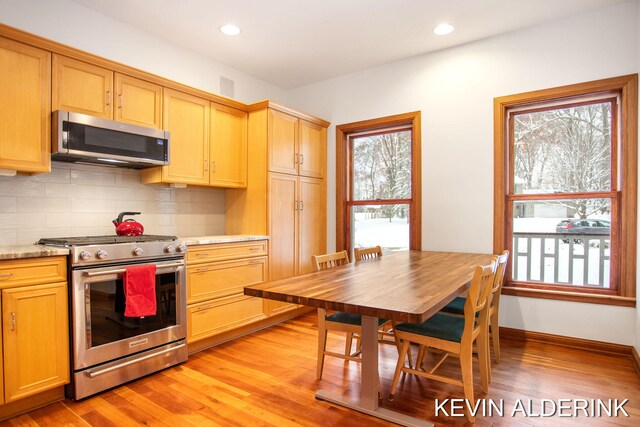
[555,218,610,244]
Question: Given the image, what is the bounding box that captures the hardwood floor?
[3,313,639,426]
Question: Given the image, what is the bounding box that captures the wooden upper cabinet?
[210,103,248,188]
[2,281,69,403]
[268,109,299,175]
[0,37,51,174]
[52,55,113,119]
[115,73,162,129]
[142,88,209,186]
[299,120,326,179]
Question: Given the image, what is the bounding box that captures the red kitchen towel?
[123,264,157,317]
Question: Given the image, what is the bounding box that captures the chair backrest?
[312,250,350,272]
[353,246,383,262]
[489,250,509,311]
[462,257,497,339]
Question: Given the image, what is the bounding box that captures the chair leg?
[491,312,501,363]
[477,329,490,393]
[460,349,475,423]
[345,333,354,356]
[389,340,410,401]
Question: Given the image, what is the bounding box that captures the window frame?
[336,112,422,253]
[494,75,637,306]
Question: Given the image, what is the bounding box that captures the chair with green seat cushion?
[313,250,391,380]
[440,250,509,370]
[389,258,497,423]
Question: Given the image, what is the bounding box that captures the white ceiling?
[70,0,628,89]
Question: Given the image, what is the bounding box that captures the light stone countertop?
[181,235,269,245]
[0,235,269,260]
[0,245,70,260]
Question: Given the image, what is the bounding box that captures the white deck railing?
[512,232,610,288]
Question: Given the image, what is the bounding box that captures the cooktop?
[38,235,177,247]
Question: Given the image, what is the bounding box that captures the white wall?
[0,0,284,104]
[285,1,639,345]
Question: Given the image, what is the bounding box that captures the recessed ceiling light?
[433,23,454,36]
[220,24,241,36]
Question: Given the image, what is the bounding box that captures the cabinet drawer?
[187,240,267,264]
[187,295,266,343]
[0,257,66,289]
[187,257,266,304]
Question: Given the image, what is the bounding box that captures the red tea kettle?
[112,211,144,236]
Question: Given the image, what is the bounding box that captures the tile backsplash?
[0,162,226,246]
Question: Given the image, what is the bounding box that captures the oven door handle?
[83,262,184,277]
[83,342,187,378]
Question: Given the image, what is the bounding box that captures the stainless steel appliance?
[38,235,187,400]
[52,110,170,168]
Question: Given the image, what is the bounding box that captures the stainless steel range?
[38,235,188,400]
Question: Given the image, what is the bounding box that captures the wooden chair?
[389,258,497,423]
[353,245,383,262]
[440,250,509,373]
[313,250,389,380]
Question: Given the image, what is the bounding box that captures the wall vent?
[220,76,235,98]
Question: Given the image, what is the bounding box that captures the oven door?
[71,258,186,370]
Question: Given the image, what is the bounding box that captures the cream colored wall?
[0,162,226,245]
[284,1,639,345]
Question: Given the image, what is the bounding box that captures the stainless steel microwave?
[52,110,170,169]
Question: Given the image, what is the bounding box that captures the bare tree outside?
[513,101,612,218]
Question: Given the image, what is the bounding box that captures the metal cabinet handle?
[299,154,304,165]
[212,161,216,173]
[294,153,299,164]
[118,94,123,109]
[300,200,304,211]
[10,312,16,331]
[106,90,112,106]
[0,272,12,278]
[204,159,209,172]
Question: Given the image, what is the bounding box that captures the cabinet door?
[0,38,51,174]
[2,282,69,403]
[298,177,326,275]
[268,173,298,280]
[160,88,210,185]
[268,109,298,175]
[115,73,162,129]
[210,103,248,188]
[52,55,113,119]
[299,120,326,179]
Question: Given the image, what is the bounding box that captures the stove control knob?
[165,245,176,254]
[177,244,187,253]
[96,250,108,260]
[79,250,92,261]
[133,247,144,256]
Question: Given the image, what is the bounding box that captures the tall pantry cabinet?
[226,102,328,315]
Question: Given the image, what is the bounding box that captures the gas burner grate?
[38,235,177,247]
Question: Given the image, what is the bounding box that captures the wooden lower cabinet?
[2,282,69,403]
[187,295,266,343]
[186,240,270,345]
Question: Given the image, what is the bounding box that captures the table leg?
[315,315,433,427]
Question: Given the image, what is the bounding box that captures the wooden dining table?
[244,250,493,427]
